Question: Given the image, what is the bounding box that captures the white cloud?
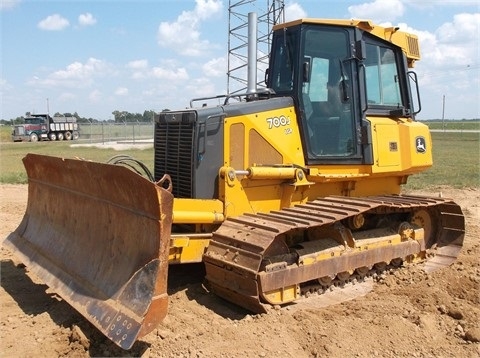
[436,12,480,44]
[52,58,106,80]
[127,59,148,69]
[89,89,103,102]
[157,0,223,56]
[58,92,76,102]
[130,72,146,80]
[203,57,226,77]
[404,0,479,9]
[38,14,70,31]
[195,0,223,19]
[29,58,110,88]
[0,0,20,11]
[185,77,217,98]
[0,77,11,91]
[151,66,189,81]
[284,2,307,22]
[78,13,97,27]
[398,13,480,119]
[348,0,404,22]
[404,13,480,69]
[126,59,149,79]
[115,87,128,96]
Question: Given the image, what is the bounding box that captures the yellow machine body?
[170,109,433,264]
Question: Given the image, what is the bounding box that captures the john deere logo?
[415,136,426,153]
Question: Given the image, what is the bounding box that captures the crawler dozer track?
[204,195,465,313]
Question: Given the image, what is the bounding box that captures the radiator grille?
[154,112,196,198]
[407,35,420,59]
[14,126,25,135]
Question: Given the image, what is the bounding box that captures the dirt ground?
[1,184,479,358]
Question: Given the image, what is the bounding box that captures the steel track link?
[203,195,465,313]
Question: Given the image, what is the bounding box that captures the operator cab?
[267,19,417,165]
[25,114,47,125]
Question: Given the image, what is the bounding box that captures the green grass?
[0,124,155,183]
[404,132,479,189]
[0,125,12,142]
[421,120,480,131]
[0,140,154,184]
[1,127,478,188]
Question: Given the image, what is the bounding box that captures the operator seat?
[303,92,340,155]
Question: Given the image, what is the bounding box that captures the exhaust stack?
[247,12,258,94]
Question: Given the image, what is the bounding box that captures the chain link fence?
[77,122,155,143]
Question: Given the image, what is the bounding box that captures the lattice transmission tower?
[227,0,285,95]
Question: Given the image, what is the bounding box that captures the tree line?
[1,109,167,125]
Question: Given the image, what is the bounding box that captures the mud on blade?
[3,153,173,349]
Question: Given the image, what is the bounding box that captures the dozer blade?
[3,153,173,350]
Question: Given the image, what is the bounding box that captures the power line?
[419,63,480,79]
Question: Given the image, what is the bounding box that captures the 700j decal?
[266,115,290,129]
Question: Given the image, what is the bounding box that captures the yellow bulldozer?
[4,18,465,349]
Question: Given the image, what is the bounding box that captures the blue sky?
[1,0,479,120]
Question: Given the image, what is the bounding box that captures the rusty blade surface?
[3,154,173,349]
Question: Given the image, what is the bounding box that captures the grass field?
[1,126,478,188]
[421,120,480,131]
[405,131,479,189]
[0,140,154,184]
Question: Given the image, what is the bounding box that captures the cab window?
[365,44,402,106]
[301,28,355,158]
